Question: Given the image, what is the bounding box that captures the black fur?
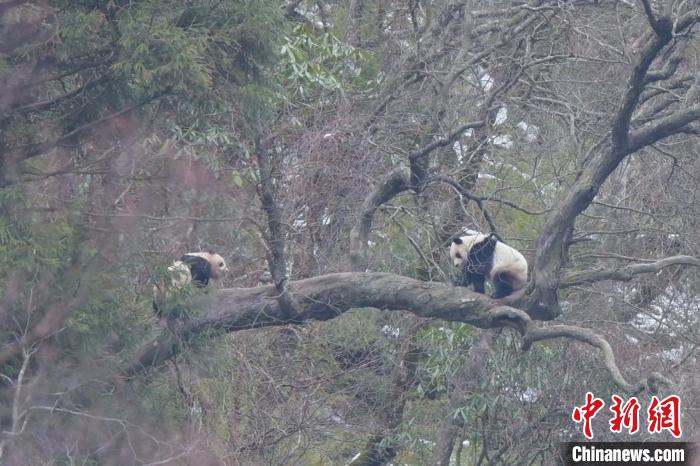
[491,272,515,299]
[457,235,497,293]
[179,254,212,287]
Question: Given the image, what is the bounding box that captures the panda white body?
[152,252,228,317]
[449,233,527,299]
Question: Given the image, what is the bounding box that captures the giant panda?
[152,252,229,317]
[449,233,528,299]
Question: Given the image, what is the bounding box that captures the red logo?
[609,395,640,434]
[571,393,682,439]
[648,395,681,438]
[572,392,605,439]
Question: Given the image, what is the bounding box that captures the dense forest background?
[1,0,699,464]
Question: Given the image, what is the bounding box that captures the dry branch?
[562,255,700,288]
[408,120,485,162]
[349,168,412,271]
[527,10,700,319]
[522,325,673,394]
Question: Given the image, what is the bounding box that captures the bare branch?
[430,176,550,216]
[0,345,34,460]
[0,252,90,366]
[6,75,109,117]
[408,120,485,162]
[348,318,426,466]
[627,103,700,152]
[639,0,662,34]
[562,255,700,287]
[6,93,166,166]
[431,330,497,466]
[527,11,700,319]
[522,324,674,394]
[349,167,412,271]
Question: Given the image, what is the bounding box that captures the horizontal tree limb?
[562,255,700,288]
[124,272,673,395]
[125,272,531,376]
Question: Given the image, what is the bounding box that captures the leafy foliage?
[279,25,367,99]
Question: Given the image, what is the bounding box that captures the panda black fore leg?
[491,274,515,299]
[456,268,472,287]
[471,273,486,294]
[457,267,481,288]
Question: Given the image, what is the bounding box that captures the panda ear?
[453,237,463,245]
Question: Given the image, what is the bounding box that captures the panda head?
[185,251,229,279]
[450,234,488,267]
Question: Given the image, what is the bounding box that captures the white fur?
[167,260,193,287]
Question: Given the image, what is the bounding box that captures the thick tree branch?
[124,273,531,376]
[349,167,412,271]
[644,39,686,84]
[639,0,662,35]
[627,104,700,152]
[124,273,668,396]
[527,12,700,319]
[611,16,672,152]
[562,255,700,288]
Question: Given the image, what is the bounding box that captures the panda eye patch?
[455,252,462,259]
[219,262,224,267]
